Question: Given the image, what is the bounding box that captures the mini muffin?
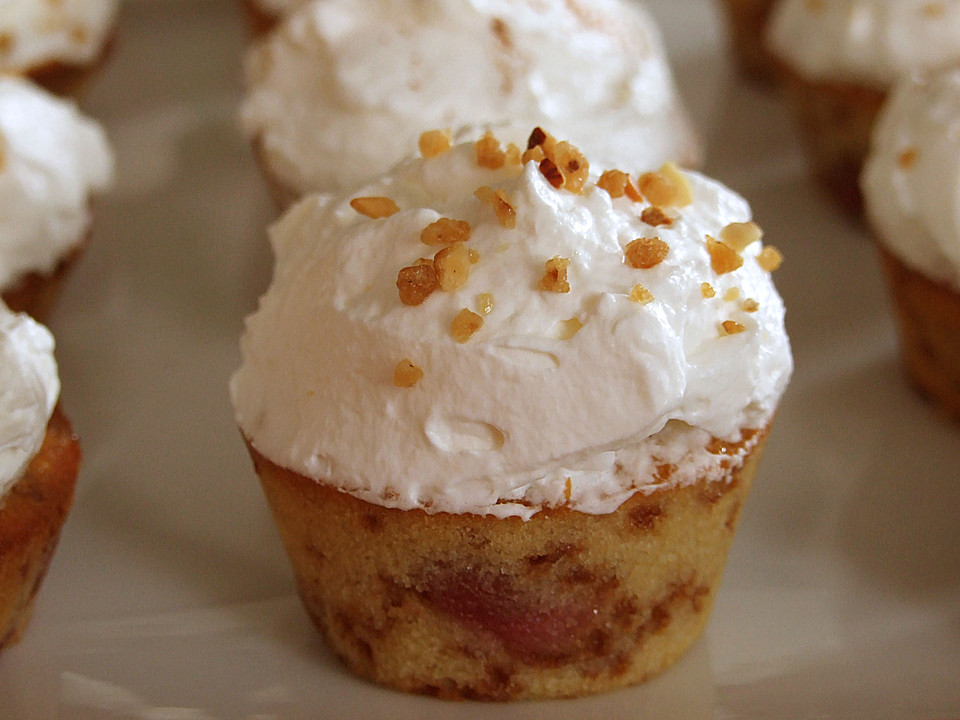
[0,0,120,95]
[240,0,701,207]
[0,304,79,651]
[862,65,960,420]
[230,128,792,699]
[0,75,114,322]
[717,0,778,84]
[766,0,960,214]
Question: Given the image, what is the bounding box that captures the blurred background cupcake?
[0,0,120,96]
[766,0,960,214]
[240,0,305,35]
[240,0,701,207]
[717,0,778,84]
[861,63,960,420]
[0,76,114,322]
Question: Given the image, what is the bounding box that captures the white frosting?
[241,0,700,197]
[0,0,119,73]
[767,0,960,87]
[862,66,960,291]
[0,304,59,501]
[231,137,792,519]
[0,75,113,291]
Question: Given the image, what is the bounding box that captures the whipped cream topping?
[241,0,700,197]
[231,132,792,519]
[862,66,960,291]
[767,0,960,88]
[0,0,119,73]
[0,75,113,291]
[0,304,59,501]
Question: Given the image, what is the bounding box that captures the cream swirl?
[0,76,114,291]
[231,132,792,518]
[241,0,700,197]
[767,0,960,87]
[0,304,59,500]
[862,65,960,291]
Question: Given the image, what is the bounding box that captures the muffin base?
[779,68,887,215]
[719,0,777,85]
[249,427,768,700]
[0,407,80,651]
[877,246,960,421]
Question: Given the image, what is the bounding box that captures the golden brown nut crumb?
[724,287,740,301]
[477,293,495,315]
[397,264,438,305]
[539,256,571,293]
[539,158,564,188]
[414,257,433,266]
[721,320,746,335]
[630,284,654,304]
[475,186,516,228]
[421,217,471,246]
[701,282,716,298]
[597,169,631,199]
[897,147,918,169]
[350,196,399,218]
[719,221,763,252]
[468,248,480,264]
[475,131,506,169]
[393,359,423,387]
[639,162,693,208]
[556,317,584,339]
[526,126,555,153]
[625,237,669,269]
[554,141,589,193]
[419,129,452,158]
[505,142,523,166]
[564,477,572,502]
[742,298,759,312]
[640,206,674,227]
[756,246,784,272]
[434,242,471,291]
[706,236,744,274]
[522,144,546,165]
[451,308,484,342]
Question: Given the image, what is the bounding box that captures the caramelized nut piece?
[397,264,438,305]
[554,141,589,193]
[756,246,784,272]
[434,242,471,291]
[706,236,743,274]
[724,287,740,301]
[475,131,506,169]
[504,142,523,166]
[350,196,399,218]
[451,308,484,342]
[630,284,654,304]
[640,206,673,227]
[742,298,759,312]
[393,359,423,387]
[721,320,746,335]
[625,237,669,269]
[720,221,763,252]
[421,217,471,246]
[419,129,452,158]
[597,169,631,199]
[539,158,563,188]
[701,282,716,298]
[468,248,481,264]
[475,186,516,228]
[639,162,693,207]
[477,293,495,315]
[539,256,571,293]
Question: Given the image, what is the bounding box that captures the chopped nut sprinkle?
[701,282,716,298]
[433,242,471,291]
[527,126,553,152]
[451,308,484,342]
[742,298,759,313]
[897,147,918,169]
[421,217,471,246]
[539,256,571,293]
[630,284,654,304]
[475,186,516,228]
[539,157,564,188]
[625,237,669,269]
[477,293,495,315]
[724,287,740,302]
[641,206,674,227]
[756,246,784,272]
[505,142,523,166]
[564,477,572,502]
[393,359,423,387]
[522,144,546,164]
[397,264,438,305]
[414,257,433,266]
[350,196,399,218]
[719,221,763,252]
[721,320,746,335]
[706,235,744,274]
[639,162,693,208]
[556,317,584,340]
[419,129,452,158]
[475,131,506,169]
[554,141,589,193]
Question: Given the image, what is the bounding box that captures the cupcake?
[0,75,114,321]
[717,0,778,84]
[240,0,306,35]
[0,0,120,95]
[862,65,960,420]
[766,0,960,213]
[240,0,701,207]
[230,128,792,699]
[0,303,79,651]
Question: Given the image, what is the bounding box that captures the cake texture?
[0,76,114,321]
[766,0,960,213]
[0,0,120,95]
[240,0,701,205]
[230,129,792,698]
[0,305,78,651]
[861,66,960,420]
